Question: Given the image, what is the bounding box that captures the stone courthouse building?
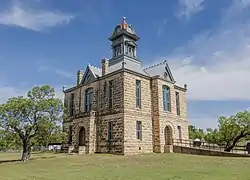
[63,17,189,155]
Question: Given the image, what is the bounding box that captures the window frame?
[136,121,142,140]
[85,88,93,112]
[136,80,141,108]
[69,93,75,116]
[108,80,114,109]
[177,126,182,140]
[108,121,113,142]
[162,85,171,112]
[176,91,180,116]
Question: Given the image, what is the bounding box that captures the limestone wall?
[64,72,124,119]
[152,78,189,153]
[96,113,124,154]
[71,115,95,154]
[63,72,125,154]
[151,78,160,153]
[123,72,153,154]
[62,69,190,155]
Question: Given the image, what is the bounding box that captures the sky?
[0,0,250,129]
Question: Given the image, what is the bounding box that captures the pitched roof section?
[80,60,175,84]
[108,58,148,76]
[144,60,175,83]
[88,64,102,77]
[81,65,102,84]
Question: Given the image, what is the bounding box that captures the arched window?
[162,85,171,111]
[85,88,93,112]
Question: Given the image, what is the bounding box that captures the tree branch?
[29,124,39,138]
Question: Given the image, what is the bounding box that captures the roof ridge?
[88,64,101,70]
[144,60,167,70]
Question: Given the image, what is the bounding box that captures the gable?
[81,66,96,84]
[143,60,175,83]
[164,62,175,83]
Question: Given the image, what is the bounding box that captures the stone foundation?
[164,145,173,153]
[78,146,86,155]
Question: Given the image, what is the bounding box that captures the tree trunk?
[224,132,248,152]
[21,137,31,162]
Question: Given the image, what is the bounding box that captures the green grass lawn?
[0,152,250,180]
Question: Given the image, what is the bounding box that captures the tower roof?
[109,17,139,41]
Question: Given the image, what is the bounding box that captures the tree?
[0,130,22,150]
[204,128,221,145]
[204,111,250,152]
[32,121,67,147]
[188,125,205,140]
[0,85,63,161]
[217,111,250,152]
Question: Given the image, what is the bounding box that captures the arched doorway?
[165,125,173,145]
[78,127,86,146]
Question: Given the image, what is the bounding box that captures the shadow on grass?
[0,159,21,164]
[0,154,57,164]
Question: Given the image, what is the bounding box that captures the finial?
[120,17,128,30]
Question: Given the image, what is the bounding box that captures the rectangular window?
[85,89,93,112]
[68,126,72,144]
[176,92,180,116]
[177,126,182,140]
[69,93,74,116]
[163,86,171,111]
[108,121,113,142]
[103,82,107,97]
[136,121,142,140]
[109,80,113,108]
[136,80,141,108]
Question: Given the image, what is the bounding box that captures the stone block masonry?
[63,69,189,155]
[123,72,153,154]
[62,17,190,155]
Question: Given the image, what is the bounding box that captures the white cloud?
[157,18,168,37]
[0,86,26,104]
[54,69,74,79]
[176,0,205,19]
[189,113,219,129]
[38,66,74,79]
[189,106,250,129]
[0,84,65,104]
[0,3,74,31]
[159,0,250,101]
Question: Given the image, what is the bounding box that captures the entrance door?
[78,127,85,146]
[164,125,173,145]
